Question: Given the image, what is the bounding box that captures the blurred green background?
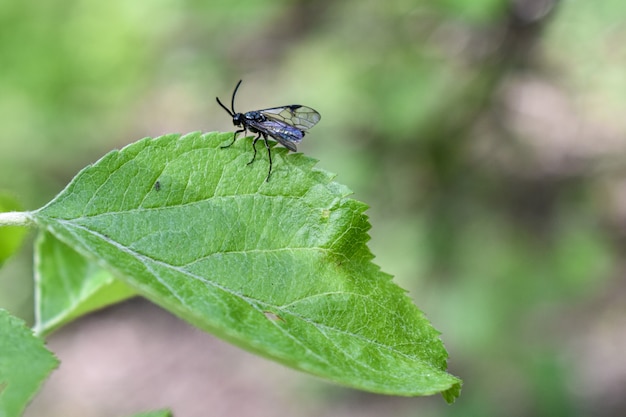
[2,0,626,416]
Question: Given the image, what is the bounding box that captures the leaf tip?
[441,379,462,403]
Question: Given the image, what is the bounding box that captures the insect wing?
[244,117,302,152]
[259,105,321,132]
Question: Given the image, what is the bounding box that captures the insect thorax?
[244,111,266,123]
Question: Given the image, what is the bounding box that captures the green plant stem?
[0,211,33,227]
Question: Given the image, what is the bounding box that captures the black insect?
[216,80,321,181]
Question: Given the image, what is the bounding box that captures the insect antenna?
[231,79,242,113]
[216,79,243,116]
[215,96,233,116]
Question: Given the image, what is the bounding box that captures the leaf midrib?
[38,191,338,220]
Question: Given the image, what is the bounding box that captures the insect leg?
[221,128,245,149]
[247,133,262,165]
[263,135,272,182]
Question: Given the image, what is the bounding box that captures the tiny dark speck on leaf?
[154,181,161,191]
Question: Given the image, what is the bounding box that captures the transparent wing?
[259,105,321,131]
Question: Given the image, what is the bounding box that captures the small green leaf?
[34,230,136,337]
[32,132,461,400]
[0,309,59,417]
[0,193,28,267]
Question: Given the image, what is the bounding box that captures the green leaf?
[0,309,59,417]
[31,132,461,400]
[34,230,136,337]
[0,193,28,267]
